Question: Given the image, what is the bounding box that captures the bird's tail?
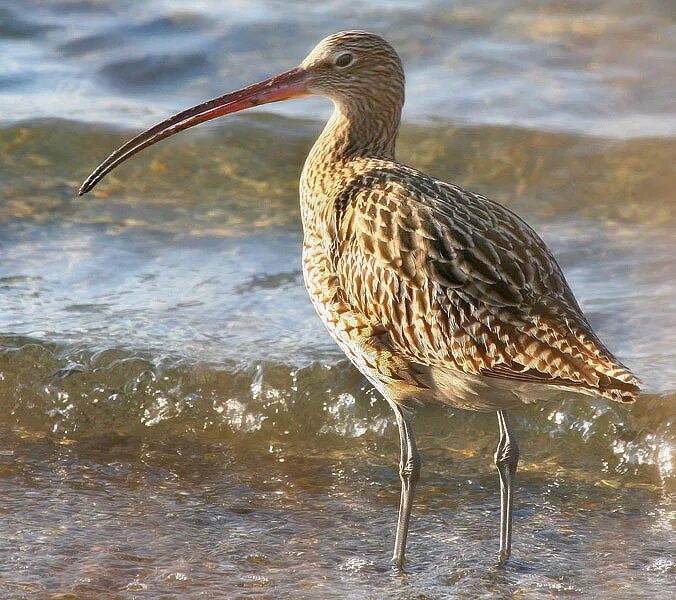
[593,359,641,403]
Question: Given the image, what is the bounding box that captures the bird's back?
[305,157,640,408]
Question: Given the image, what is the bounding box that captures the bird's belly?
[415,365,577,411]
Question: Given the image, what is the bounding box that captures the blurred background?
[0,0,674,597]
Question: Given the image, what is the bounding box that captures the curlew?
[79,31,640,568]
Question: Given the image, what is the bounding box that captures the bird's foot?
[497,549,511,568]
[390,554,407,572]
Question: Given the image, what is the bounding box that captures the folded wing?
[332,162,640,402]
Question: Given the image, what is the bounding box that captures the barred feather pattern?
[298,31,640,411]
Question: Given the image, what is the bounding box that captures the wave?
[0,336,672,491]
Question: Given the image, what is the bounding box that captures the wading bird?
[80,31,640,568]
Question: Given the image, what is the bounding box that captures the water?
[1,1,675,597]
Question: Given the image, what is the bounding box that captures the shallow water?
[1,1,675,598]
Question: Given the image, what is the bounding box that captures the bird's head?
[300,30,404,107]
[79,30,404,195]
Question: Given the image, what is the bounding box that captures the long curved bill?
[79,67,311,195]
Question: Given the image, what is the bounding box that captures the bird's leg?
[391,403,420,569]
[494,410,519,566]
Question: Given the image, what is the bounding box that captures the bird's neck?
[315,100,401,161]
[301,98,402,209]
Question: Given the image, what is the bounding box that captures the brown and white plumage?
[79,29,641,570]
[298,32,639,412]
[303,159,639,408]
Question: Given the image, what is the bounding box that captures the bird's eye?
[334,52,354,68]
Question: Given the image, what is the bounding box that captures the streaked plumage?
[299,32,638,414]
[79,30,640,570]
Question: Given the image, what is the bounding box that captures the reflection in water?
[0,0,675,596]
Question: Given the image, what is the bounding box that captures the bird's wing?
[332,162,639,402]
